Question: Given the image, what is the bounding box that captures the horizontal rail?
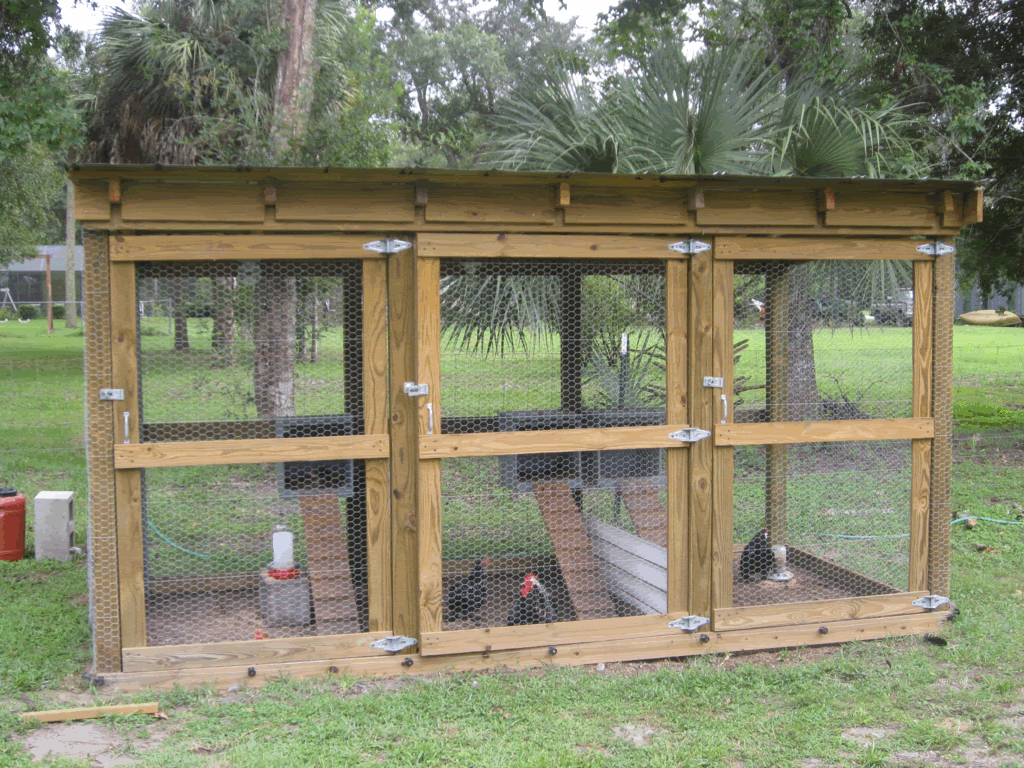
[418,424,693,459]
[417,233,684,259]
[715,236,933,261]
[113,435,389,468]
[712,592,927,632]
[714,417,934,446]
[109,234,384,261]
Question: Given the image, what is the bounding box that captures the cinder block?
[34,491,75,561]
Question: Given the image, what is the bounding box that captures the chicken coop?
[71,166,979,689]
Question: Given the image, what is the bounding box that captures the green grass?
[2,321,1024,767]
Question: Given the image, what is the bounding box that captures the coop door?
[108,241,391,667]
[712,242,936,631]
[413,237,692,656]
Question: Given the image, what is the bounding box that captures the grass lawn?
[1,320,1023,767]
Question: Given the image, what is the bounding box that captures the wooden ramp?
[300,494,360,634]
[617,480,667,547]
[532,481,615,621]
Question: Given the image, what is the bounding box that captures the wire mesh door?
[414,245,691,655]
[715,249,935,630]
[110,251,390,659]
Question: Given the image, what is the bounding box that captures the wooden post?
[929,250,954,597]
[83,232,121,672]
[387,246,419,639]
[110,261,145,649]
[910,261,933,593]
[687,250,714,617]
[665,260,689,612]
[64,181,79,329]
[712,258,734,610]
[764,266,789,548]
[560,270,583,413]
[45,253,53,334]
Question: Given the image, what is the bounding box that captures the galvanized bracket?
[912,595,951,611]
[668,239,712,255]
[668,615,710,633]
[370,636,418,653]
[703,377,724,388]
[363,238,413,254]
[99,389,124,401]
[915,242,956,256]
[668,428,711,443]
[404,382,428,397]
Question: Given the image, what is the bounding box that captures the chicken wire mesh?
[438,259,669,628]
[134,259,371,645]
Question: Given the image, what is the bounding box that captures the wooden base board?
[101,612,946,692]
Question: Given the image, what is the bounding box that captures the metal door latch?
[915,242,956,256]
[703,377,724,388]
[668,239,712,254]
[99,389,124,401]
[363,238,413,254]
[912,595,950,611]
[668,615,710,633]
[370,636,418,653]
[404,382,428,397]
[668,428,711,443]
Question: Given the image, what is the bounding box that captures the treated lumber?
[114,435,389,469]
[963,190,983,225]
[711,259,734,611]
[556,182,570,208]
[74,180,110,220]
[929,249,955,597]
[425,186,558,225]
[712,592,928,631]
[787,548,901,597]
[910,261,934,593]
[109,234,384,262]
[122,633,395,672]
[714,237,927,261]
[100,613,945,692]
[416,233,682,259]
[696,189,817,226]
[817,188,835,212]
[826,190,936,227]
[418,425,692,458]
[563,188,688,225]
[120,180,264,222]
[22,703,160,723]
[665,259,688,612]
[301,494,359,627]
[273,182,415,221]
[618,480,668,548]
[714,417,935,446]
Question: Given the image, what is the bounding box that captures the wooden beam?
[107,178,122,204]
[712,592,928,631]
[910,261,934,593]
[120,180,264,222]
[109,234,384,262]
[425,186,558,225]
[687,189,705,211]
[714,237,928,261]
[697,189,817,226]
[110,262,145,651]
[826,191,936,227]
[962,190,983,225]
[273,182,416,222]
[23,703,160,723]
[929,249,955,597]
[555,182,571,208]
[817,188,835,212]
[715,418,935,446]
[788,547,901,597]
[564,188,690,225]
[418,425,693,458]
[712,257,734,611]
[114,435,389,469]
[665,259,689,613]
[415,256,443,635]
[74,180,110,221]
[416,234,681,259]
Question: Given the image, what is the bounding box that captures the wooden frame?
[72,167,974,688]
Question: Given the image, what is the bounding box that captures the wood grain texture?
[696,189,817,226]
[826,190,936,227]
[424,187,558,225]
[22,703,160,723]
[416,233,682,259]
[109,234,383,262]
[109,261,145,650]
[122,633,394,672]
[910,439,932,593]
[715,418,935,446]
[687,250,714,617]
[913,262,934,420]
[120,180,264,222]
[714,236,926,261]
[274,182,415,221]
[712,258,734,611]
[75,180,110,220]
[563,188,688,224]
[300,494,358,626]
[665,259,689,612]
[910,261,934,594]
[712,592,928,631]
[963,190,983,225]
[788,548,901,597]
[929,250,955,597]
[418,425,692,458]
[100,613,945,692]
[416,256,443,634]
[114,435,389,468]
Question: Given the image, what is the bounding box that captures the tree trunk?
[64,181,78,329]
[271,0,317,160]
[211,276,236,367]
[254,263,296,419]
[172,280,190,352]
[784,267,819,420]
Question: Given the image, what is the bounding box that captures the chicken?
[738,528,774,582]
[445,556,490,621]
[506,573,554,626]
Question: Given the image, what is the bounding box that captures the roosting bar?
[72,167,978,689]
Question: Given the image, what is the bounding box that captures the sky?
[57,0,613,35]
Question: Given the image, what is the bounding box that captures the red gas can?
[0,488,26,562]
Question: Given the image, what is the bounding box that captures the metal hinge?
[403,382,428,397]
[703,377,724,388]
[668,239,712,255]
[99,389,124,401]
[668,615,710,633]
[912,595,951,611]
[668,427,711,443]
[363,238,413,254]
[370,636,418,653]
[915,242,956,256]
